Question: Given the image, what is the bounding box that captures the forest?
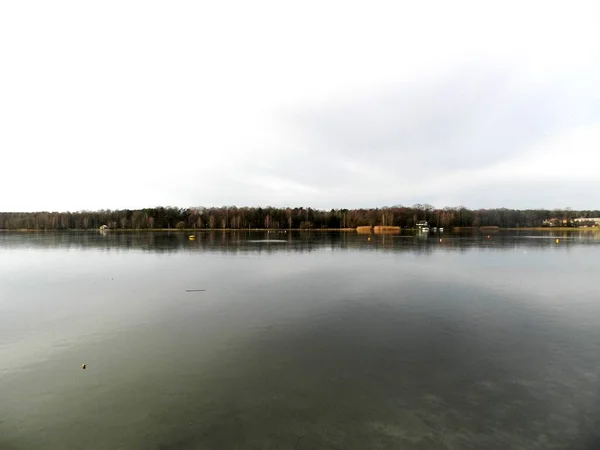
[1,205,598,230]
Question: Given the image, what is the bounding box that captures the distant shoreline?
[0,228,356,232]
[1,227,599,232]
[3,207,599,232]
[503,227,600,232]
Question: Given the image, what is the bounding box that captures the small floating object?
[248,239,286,243]
[186,289,206,292]
[439,239,443,243]
[81,364,87,370]
[556,238,560,243]
[487,235,491,239]
[188,235,196,240]
[368,237,371,241]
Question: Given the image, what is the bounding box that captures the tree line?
[1,205,598,230]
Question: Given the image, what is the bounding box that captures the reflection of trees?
[0,231,597,255]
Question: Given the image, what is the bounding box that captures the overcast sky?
[1,1,599,212]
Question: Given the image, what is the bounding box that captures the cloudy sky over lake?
[1,1,599,212]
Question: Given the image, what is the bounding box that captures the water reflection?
[0,230,598,254]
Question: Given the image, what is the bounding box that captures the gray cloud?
[237,65,598,208]
[3,2,600,212]
[445,178,600,210]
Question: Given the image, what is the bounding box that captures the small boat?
[432,227,438,232]
[421,227,430,232]
[439,227,444,232]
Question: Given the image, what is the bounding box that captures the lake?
[1,230,600,449]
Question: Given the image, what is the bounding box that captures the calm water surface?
[1,231,600,449]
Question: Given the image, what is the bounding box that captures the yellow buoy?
[367,237,371,241]
[556,238,560,243]
[189,235,195,240]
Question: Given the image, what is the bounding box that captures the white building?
[574,218,600,226]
